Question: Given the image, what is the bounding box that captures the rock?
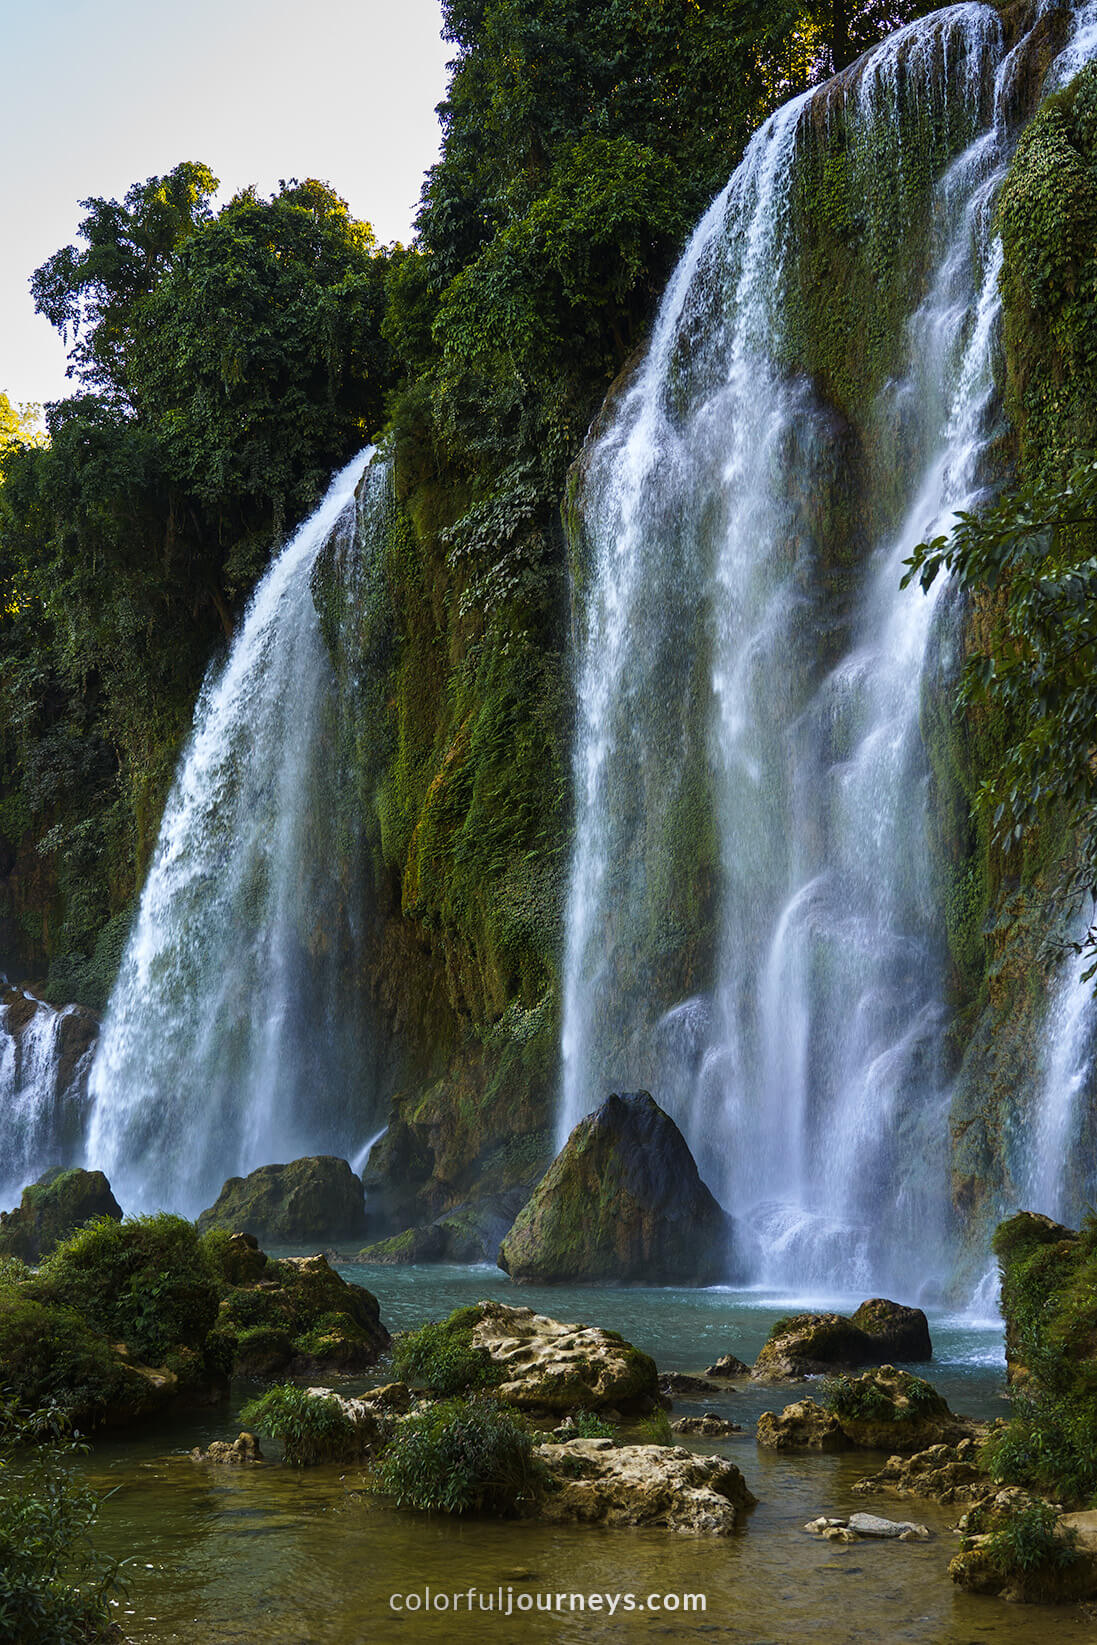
[0,1167,122,1264]
[211,1250,390,1375]
[356,1192,528,1265]
[672,1414,742,1436]
[705,1353,750,1378]
[949,1504,1097,1604]
[191,1432,263,1464]
[196,1157,367,1244]
[757,1398,850,1451]
[752,1299,932,1379]
[850,1299,932,1362]
[847,1512,930,1539]
[469,1300,660,1414]
[537,1438,756,1533]
[758,1368,971,1453]
[358,1381,412,1413]
[659,1371,721,1397]
[497,1092,738,1285]
[852,1435,992,1504]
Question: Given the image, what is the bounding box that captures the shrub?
[823,1369,944,1424]
[373,1397,545,1515]
[35,1214,219,1365]
[0,1294,138,1423]
[391,1308,503,1396]
[981,1501,1081,1596]
[983,1392,1097,1504]
[0,1393,122,1643]
[636,1409,674,1446]
[238,1385,376,1466]
[569,1411,618,1440]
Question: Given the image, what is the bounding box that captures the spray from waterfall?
[86,450,386,1217]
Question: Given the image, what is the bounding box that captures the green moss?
[391,1308,504,1396]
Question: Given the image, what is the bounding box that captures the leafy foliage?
[981,1500,1080,1582]
[0,1395,121,1644]
[391,1308,503,1396]
[238,1385,372,1467]
[372,1396,545,1514]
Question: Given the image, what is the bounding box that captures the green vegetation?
[390,1308,503,1395]
[372,1396,545,1515]
[822,1368,944,1424]
[567,1410,619,1440]
[985,1212,1097,1504]
[636,1408,674,1446]
[0,1395,121,1644]
[238,1385,376,1467]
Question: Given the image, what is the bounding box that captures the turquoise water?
[78,1266,1088,1645]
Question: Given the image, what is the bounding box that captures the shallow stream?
[80,1268,1097,1643]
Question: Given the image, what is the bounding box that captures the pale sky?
[2,0,451,406]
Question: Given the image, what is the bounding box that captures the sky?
[2,0,451,407]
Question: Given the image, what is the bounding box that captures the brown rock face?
[538,1438,756,1533]
[498,1092,738,1285]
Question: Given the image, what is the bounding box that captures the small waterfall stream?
[560,2,1097,1292]
[0,990,97,1207]
[86,451,386,1216]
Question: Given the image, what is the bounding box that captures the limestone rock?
[497,1092,738,1285]
[538,1438,756,1533]
[758,1368,970,1454]
[672,1413,742,1436]
[705,1353,750,1378]
[848,1511,930,1539]
[756,1398,850,1451]
[197,1156,367,1244]
[191,1432,263,1464]
[469,1300,660,1414]
[752,1299,932,1380]
[852,1435,992,1504]
[0,1167,122,1264]
[659,1371,721,1397]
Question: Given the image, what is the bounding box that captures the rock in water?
[497,1091,737,1284]
[470,1300,660,1414]
[537,1438,756,1534]
[196,1156,367,1244]
[0,1167,122,1263]
[752,1299,932,1378]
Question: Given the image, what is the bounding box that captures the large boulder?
[474,1301,660,1414]
[538,1438,756,1533]
[0,1167,122,1264]
[751,1298,931,1379]
[497,1092,737,1284]
[196,1157,367,1244]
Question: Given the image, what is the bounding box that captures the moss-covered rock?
[751,1299,932,1379]
[207,1241,390,1376]
[196,1157,367,1244]
[355,1191,529,1265]
[498,1091,738,1285]
[758,1367,968,1453]
[0,1168,122,1264]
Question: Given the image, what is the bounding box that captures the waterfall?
[0,989,97,1207]
[85,450,386,1217]
[1023,941,1096,1223]
[560,3,1097,1293]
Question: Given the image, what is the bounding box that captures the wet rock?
[758,1368,972,1454]
[0,1167,122,1264]
[497,1092,739,1285]
[847,1512,930,1539]
[659,1371,721,1397]
[949,1504,1097,1603]
[757,1398,850,1451]
[705,1353,750,1378]
[852,1435,992,1503]
[196,1156,367,1244]
[191,1432,263,1464]
[469,1300,661,1414]
[752,1300,932,1380]
[537,1438,756,1533]
[672,1413,742,1436]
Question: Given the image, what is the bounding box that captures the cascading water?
[1022,940,1097,1223]
[86,451,388,1217]
[0,990,97,1206]
[560,3,1097,1293]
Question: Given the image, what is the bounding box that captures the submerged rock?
[191,1432,263,1465]
[751,1299,932,1379]
[497,1091,737,1285]
[537,1437,756,1533]
[196,1156,367,1244]
[805,1513,930,1541]
[0,1167,122,1264]
[470,1300,661,1414]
